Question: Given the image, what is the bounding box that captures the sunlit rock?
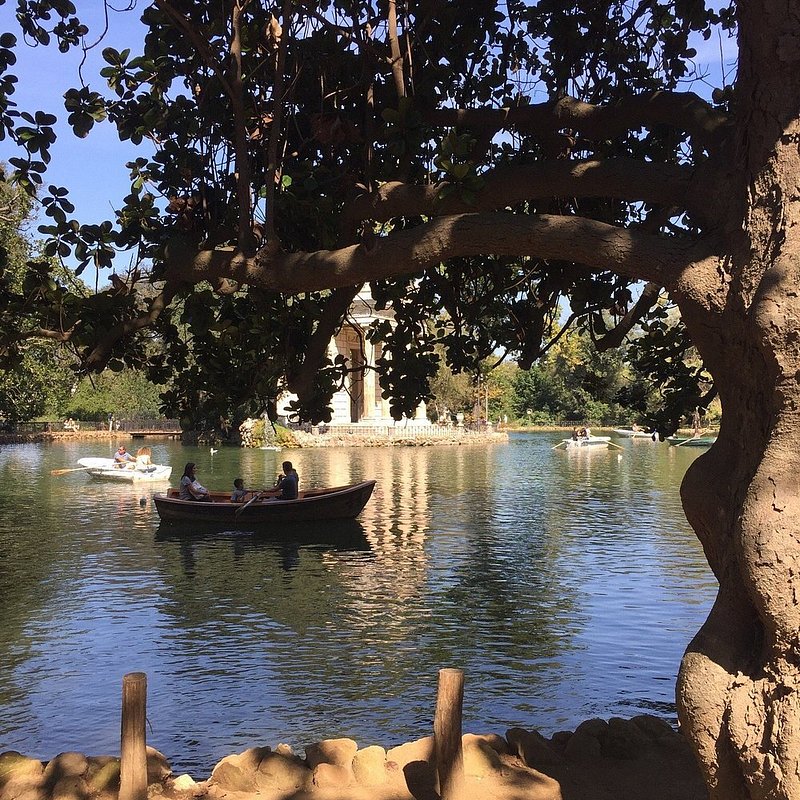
[351,745,388,786]
[305,738,357,769]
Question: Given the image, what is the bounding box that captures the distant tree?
[65,368,163,421]
[0,178,74,423]
[484,361,519,423]
[512,327,627,423]
[427,353,475,421]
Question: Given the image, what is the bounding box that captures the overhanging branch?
[595,281,663,351]
[166,212,712,296]
[424,91,732,153]
[83,281,181,371]
[344,159,713,229]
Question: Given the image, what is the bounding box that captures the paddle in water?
[50,466,89,476]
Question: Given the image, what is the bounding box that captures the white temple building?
[278,285,429,427]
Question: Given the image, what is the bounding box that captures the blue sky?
[0,4,148,228]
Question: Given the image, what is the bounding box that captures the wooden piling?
[433,667,465,800]
[119,672,148,800]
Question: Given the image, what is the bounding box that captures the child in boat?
[231,478,249,503]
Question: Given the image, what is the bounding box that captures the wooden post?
[433,668,464,800]
[119,672,148,800]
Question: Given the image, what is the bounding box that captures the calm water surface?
[0,433,717,775]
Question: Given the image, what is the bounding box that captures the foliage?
[511,327,628,424]
[0,177,75,422]
[0,0,733,432]
[244,417,297,448]
[64,368,163,420]
[620,305,715,431]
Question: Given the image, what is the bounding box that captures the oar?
[50,466,89,476]
[235,490,264,517]
[607,441,625,450]
[551,440,568,449]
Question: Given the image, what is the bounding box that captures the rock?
[386,736,437,797]
[0,754,44,790]
[563,730,603,761]
[311,763,352,789]
[146,747,172,783]
[170,775,197,792]
[470,732,509,755]
[549,731,573,752]
[210,748,271,792]
[0,780,46,800]
[274,743,294,758]
[85,759,120,792]
[462,734,502,776]
[630,715,677,740]
[254,752,310,793]
[495,762,563,800]
[43,754,88,787]
[574,718,609,739]
[0,753,46,800]
[50,776,89,800]
[602,718,650,759]
[506,728,565,768]
[386,736,434,769]
[351,746,388,786]
[305,738,357,769]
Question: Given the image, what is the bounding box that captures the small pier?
[130,430,182,439]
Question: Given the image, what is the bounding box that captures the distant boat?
[667,436,717,447]
[612,428,658,440]
[153,480,377,525]
[77,457,172,482]
[561,435,613,449]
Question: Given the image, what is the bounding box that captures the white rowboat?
[561,435,613,449]
[77,457,173,482]
[612,428,658,439]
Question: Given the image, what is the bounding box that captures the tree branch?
[230,0,255,250]
[83,282,181,371]
[594,281,662,351]
[387,0,406,98]
[165,212,712,297]
[344,158,714,228]
[423,91,732,153]
[264,0,293,240]
[286,285,362,402]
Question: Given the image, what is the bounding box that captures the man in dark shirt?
[274,461,299,500]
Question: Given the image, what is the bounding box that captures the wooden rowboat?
[153,480,377,524]
[77,457,172,482]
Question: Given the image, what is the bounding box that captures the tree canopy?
[1,0,725,428]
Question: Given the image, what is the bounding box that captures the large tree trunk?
[675,3,800,798]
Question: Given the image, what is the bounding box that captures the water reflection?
[0,435,717,775]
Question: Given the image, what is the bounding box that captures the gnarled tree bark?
[675,3,800,797]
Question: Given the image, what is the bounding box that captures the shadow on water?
[154,517,371,552]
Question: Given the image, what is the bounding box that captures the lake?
[0,432,717,776]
